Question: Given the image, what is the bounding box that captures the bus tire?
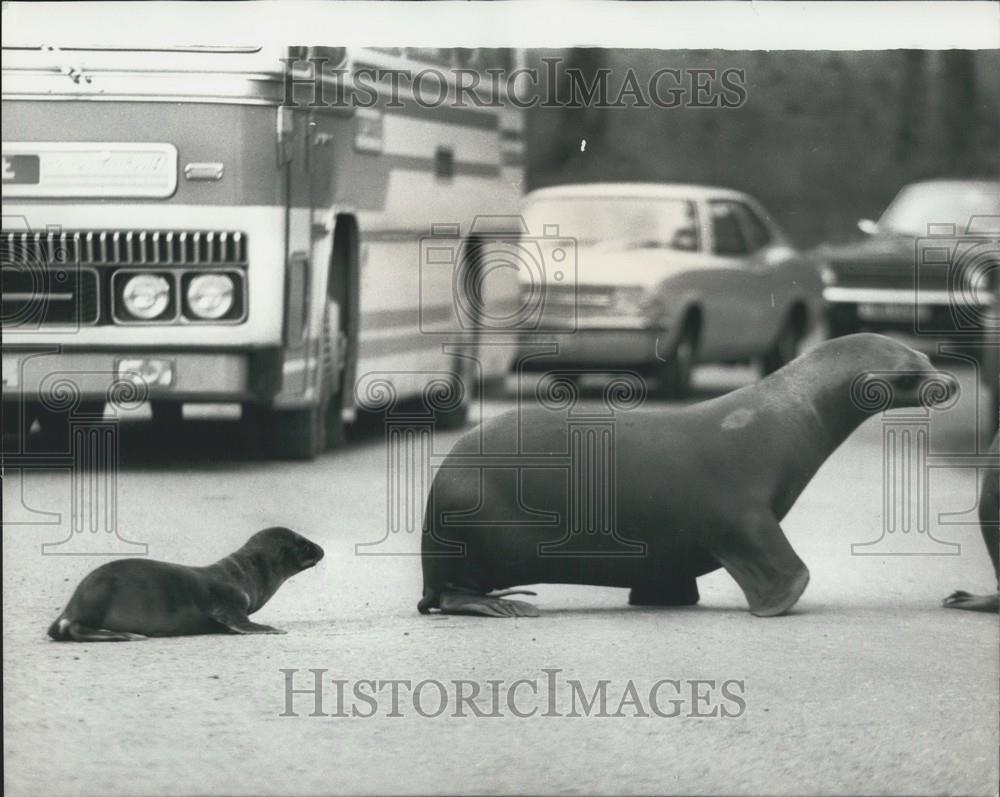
[267,405,324,461]
[30,401,104,452]
[266,299,341,460]
[435,399,469,430]
[325,392,347,448]
[978,344,999,444]
[150,402,183,440]
[321,301,347,450]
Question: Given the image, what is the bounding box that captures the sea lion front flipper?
[209,609,287,634]
[942,590,1000,613]
[715,513,810,617]
[437,590,540,618]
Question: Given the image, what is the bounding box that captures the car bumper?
[1,347,283,403]
[823,286,996,338]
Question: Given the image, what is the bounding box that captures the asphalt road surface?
[3,363,998,796]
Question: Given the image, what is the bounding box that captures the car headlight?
[122,274,171,320]
[820,264,838,286]
[612,286,646,315]
[186,273,235,319]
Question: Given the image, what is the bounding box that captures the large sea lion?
[943,431,999,613]
[418,334,959,618]
[48,527,324,641]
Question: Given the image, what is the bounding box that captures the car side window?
[709,201,748,256]
[734,203,773,252]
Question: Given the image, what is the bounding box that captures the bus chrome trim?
[3,142,178,198]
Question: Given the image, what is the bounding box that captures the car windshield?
[524,197,700,252]
[878,182,1000,235]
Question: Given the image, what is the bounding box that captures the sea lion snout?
[917,369,959,408]
[888,349,960,409]
[843,335,960,412]
[249,526,325,571]
[297,540,325,569]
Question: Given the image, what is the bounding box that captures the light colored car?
[518,183,823,396]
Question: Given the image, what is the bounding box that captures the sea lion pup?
[418,333,959,618]
[943,431,999,613]
[48,527,324,641]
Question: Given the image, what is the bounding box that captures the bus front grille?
[1,229,248,327]
[1,266,100,327]
[0,229,248,268]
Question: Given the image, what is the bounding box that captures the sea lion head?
[247,526,325,574]
[828,333,960,413]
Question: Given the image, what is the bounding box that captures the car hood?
[815,234,917,266]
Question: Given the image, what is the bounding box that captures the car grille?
[1,229,248,327]
[532,283,617,310]
[828,260,962,292]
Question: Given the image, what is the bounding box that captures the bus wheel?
[265,301,342,460]
[435,396,469,430]
[324,392,347,448]
[150,402,183,440]
[30,401,104,452]
[321,300,347,450]
[267,405,325,460]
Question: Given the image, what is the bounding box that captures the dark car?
[816,179,999,436]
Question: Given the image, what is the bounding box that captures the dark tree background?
[525,49,999,247]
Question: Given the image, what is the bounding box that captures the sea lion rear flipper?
[942,590,1000,613]
[209,609,287,635]
[716,514,810,617]
[437,590,540,618]
[59,622,146,642]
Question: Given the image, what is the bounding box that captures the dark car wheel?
[762,314,804,375]
[654,328,696,399]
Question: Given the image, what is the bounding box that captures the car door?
[731,199,802,351]
[696,199,758,359]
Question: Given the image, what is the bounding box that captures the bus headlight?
[122,274,171,320]
[186,273,235,319]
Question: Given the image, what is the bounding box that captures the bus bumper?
[1,347,283,404]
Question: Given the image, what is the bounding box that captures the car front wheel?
[654,328,696,399]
